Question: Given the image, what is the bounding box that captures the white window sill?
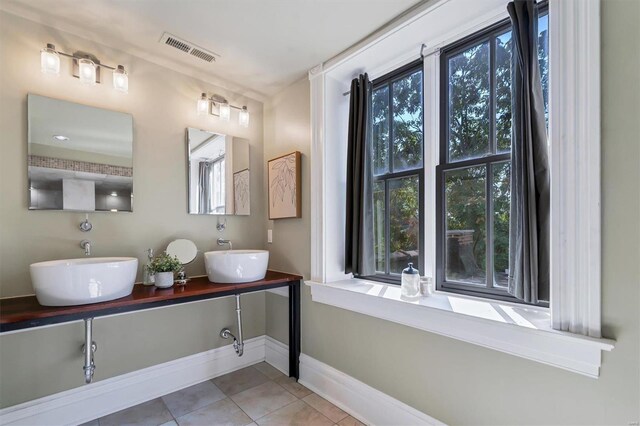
[306,279,615,378]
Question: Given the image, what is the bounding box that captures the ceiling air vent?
[159,32,220,63]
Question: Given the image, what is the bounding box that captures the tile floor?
[82,362,366,426]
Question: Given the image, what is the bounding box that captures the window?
[310,0,606,372]
[436,9,549,304]
[367,60,424,282]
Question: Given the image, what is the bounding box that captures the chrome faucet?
[80,240,91,256]
[217,238,232,251]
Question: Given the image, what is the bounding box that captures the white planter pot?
[154,272,174,288]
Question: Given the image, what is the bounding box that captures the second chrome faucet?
[217,238,232,251]
[80,240,91,256]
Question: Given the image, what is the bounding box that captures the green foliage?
[147,252,182,274]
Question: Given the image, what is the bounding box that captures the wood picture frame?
[268,151,301,219]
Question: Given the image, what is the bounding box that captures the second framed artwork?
[268,151,301,219]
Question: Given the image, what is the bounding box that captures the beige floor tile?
[255,400,334,426]
[158,421,178,426]
[252,362,284,379]
[100,398,173,426]
[162,381,226,418]
[213,366,270,396]
[337,415,366,426]
[302,394,348,423]
[230,381,298,420]
[274,376,312,399]
[175,398,252,426]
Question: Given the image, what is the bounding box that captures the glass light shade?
[78,58,96,85]
[197,93,209,116]
[40,44,60,75]
[113,65,128,93]
[238,107,250,128]
[219,102,231,122]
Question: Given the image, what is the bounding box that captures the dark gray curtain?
[507,0,550,303]
[198,161,213,214]
[345,73,375,276]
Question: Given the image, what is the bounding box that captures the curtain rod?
[342,44,439,96]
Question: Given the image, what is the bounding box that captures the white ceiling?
[1,0,422,99]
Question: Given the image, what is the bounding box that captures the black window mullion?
[388,81,394,174]
[384,178,391,275]
[385,79,392,276]
[486,162,495,289]
[490,34,497,155]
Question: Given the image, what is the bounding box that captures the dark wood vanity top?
[0,270,303,332]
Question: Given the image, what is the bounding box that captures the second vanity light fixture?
[40,43,129,93]
[197,93,250,128]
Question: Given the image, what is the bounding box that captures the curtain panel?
[345,73,375,276]
[507,0,550,304]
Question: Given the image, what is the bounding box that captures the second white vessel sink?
[204,250,269,283]
[30,257,138,306]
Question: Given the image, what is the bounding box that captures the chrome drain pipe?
[220,294,244,356]
[82,318,97,384]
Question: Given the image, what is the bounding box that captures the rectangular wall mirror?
[27,94,134,212]
[186,128,250,216]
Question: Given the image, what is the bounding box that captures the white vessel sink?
[30,257,138,306]
[204,250,269,283]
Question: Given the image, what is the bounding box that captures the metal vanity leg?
[288,281,301,380]
[82,318,97,384]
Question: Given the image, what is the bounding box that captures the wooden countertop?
[0,270,303,332]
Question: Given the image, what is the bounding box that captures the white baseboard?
[298,354,444,426]
[265,335,289,375]
[1,335,443,426]
[263,336,443,426]
[0,336,266,426]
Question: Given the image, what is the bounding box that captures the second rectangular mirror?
[186,128,250,216]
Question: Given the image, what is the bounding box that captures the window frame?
[359,59,425,284]
[435,8,549,306]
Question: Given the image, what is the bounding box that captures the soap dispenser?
[401,262,420,299]
[143,248,155,285]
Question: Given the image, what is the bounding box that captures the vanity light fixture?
[40,43,60,75]
[197,93,210,116]
[112,65,129,93]
[196,93,250,127]
[219,102,231,122]
[78,58,96,86]
[238,106,250,128]
[110,191,118,197]
[39,43,129,92]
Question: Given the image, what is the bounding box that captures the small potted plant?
[147,253,182,288]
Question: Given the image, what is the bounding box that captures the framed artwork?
[233,168,250,216]
[268,151,301,219]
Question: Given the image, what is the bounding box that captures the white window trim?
[306,279,614,378]
[308,0,613,376]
